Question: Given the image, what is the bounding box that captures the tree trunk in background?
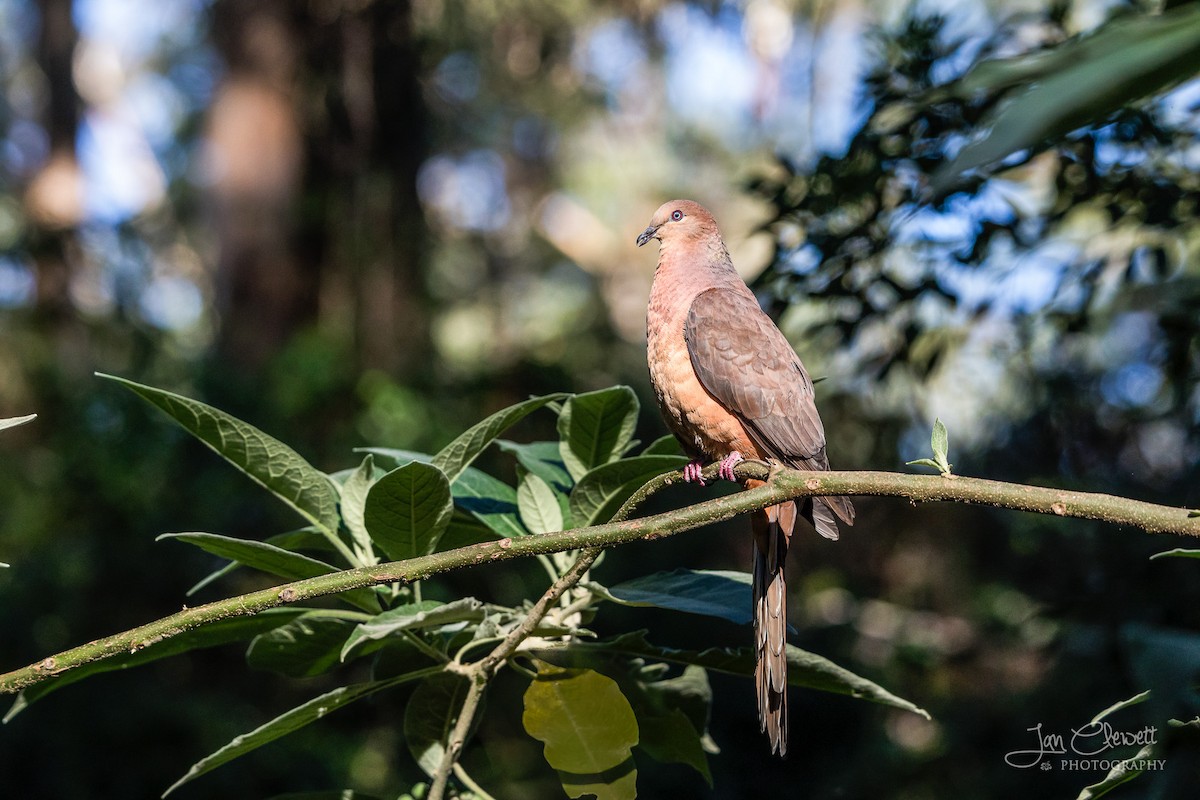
[206,1,311,373]
[337,1,430,376]
[27,0,82,321]
[206,0,430,378]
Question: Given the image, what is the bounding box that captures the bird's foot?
[682,460,707,486]
[718,451,744,482]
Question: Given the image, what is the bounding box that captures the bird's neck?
[653,243,743,296]
[648,246,749,338]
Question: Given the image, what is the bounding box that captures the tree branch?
[2,465,1196,695]
[762,466,1199,535]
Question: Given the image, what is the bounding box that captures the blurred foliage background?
[2,0,1200,797]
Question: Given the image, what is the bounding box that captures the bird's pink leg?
[718,451,744,482]
[682,460,707,486]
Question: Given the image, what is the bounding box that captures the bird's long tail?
[749,482,852,756]
[751,497,795,757]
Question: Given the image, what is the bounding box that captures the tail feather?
[752,500,794,756]
[810,495,854,541]
[810,497,840,541]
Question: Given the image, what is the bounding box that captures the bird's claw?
[682,460,706,486]
[718,451,744,482]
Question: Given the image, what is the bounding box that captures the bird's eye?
[670,210,684,221]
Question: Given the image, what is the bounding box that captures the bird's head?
[636,199,720,249]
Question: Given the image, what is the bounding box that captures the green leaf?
[362,448,529,540]
[570,455,689,527]
[186,560,240,597]
[431,393,567,484]
[340,455,378,562]
[267,527,345,555]
[0,414,36,432]
[642,664,714,748]
[931,4,1200,193]
[450,466,527,539]
[371,637,444,683]
[161,532,339,582]
[363,462,454,561]
[1089,690,1151,725]
[159,533,379,613]
[570,658,714,785]
[907,418,952,474]
[4,609,310,721]
[517,645,715,783]
[931,418,949,466]
[1149,548,1200,560]
[1073,691,1159,798]
[518,472,565,534]
[438,511,503,551]
[636,709,711,784]
[634,665,714,784]
[525,642,718,773]
[246,612,365,677]
[602,569,753,626]
[404,673,475,778]
[499,439,573,489]
[186,527,341,597]
[557,387,640,482]
[162,667,442,796]
[641,435,682,456]
[531,630,930,718]
[354,448,433,468]
[341,598,484,660]
[101,374,340,535]
[1076,743,1155,800]
[272,525,348,556]
[523,665,639,800]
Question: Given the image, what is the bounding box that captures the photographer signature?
[1004,721,1158,768]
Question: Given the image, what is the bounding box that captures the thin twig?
[427,671,486,800]
[427,550,600,800]
[425,467,660,800]
[483,549,600,674]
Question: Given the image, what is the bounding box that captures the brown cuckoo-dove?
[638,199,854,756]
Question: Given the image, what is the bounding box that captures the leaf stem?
[325,532,363,568]
[535,553,560,583]
[553,592,596,625]
[452,762,498,800]
[402,629,449,664]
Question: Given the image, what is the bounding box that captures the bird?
[638,199,854,756]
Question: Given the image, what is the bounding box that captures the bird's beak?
[636,225,658,247]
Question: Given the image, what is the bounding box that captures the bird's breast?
[647,274,762,461]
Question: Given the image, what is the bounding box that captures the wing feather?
[684,287,829,469]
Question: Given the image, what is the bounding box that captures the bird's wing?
[684,287,829,469]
